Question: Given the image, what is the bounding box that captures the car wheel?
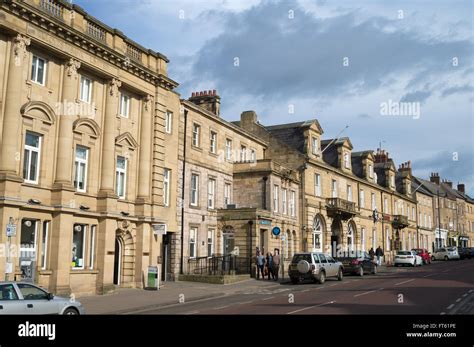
[372,265,377,275]
[358,267,364,277]
[290,277,299,285]
[338,268,344,281]
[444,256,449,261]
[63,307,79,315]
[318,271,326,284]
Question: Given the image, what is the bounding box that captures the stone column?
[0,35,30,174]
[137,95,153,200]
[54,58,81,188]
[99,78,121,195]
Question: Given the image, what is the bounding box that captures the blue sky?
[72,0,474,195]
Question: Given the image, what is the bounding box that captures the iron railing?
[186,255,249,276]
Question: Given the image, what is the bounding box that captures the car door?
[325,255,337,277]
[318,254,330,276]
[16,283,58,315]
[0,283,24,314]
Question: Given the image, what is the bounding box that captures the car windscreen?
[292,254,312,263]
[447,247,457,251]
[397,251,412,255]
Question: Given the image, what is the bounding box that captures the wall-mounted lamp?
[121,211,130,216]
[74,225,82,232]
[23,220,32,227]
[80,204,90,210]
[28,199,41,205]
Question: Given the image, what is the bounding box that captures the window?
[23,132,41,184]
[190,174,199,206]
[189,228,197,258]
[412,207,415,221]
[373,172,378,184]
[74,146,88,192]
[369,164,374,178]
[361,228,366,252]
[192,123,200,147]
[207,229,214,257]
[372,228,377,249]
[347,185,352,202]
[250,149,256,162]
[163,169,170,206]
[80,76,92,103]
[273,185,279,213]
[72,224,86,269]
[119,94,130,118]
[89,225,96,270]
[424,214,427,228]
[31,55,47,85]
[347,223,354,251]
[384,197,388,212]
[165,111,173,134]
[385,227,390,251]
[331,180,338,198]
[225,139,232,160]
[311,137,318,155]
[210,131,217,153]
[290,191,296,217]
[20,219,37,260]
[315,173,321,197]
[116,156,127,199]
[359,189,365,208]
[313,217,322,251]
[0,284,19,300]
[406,183,411,194]
[240,145,247,161]
[344,152,350,169]
[371,193,376,210]
[17,283,48,300]
[390,175,395,188]
[208,178,215,209]
[224,183,231,206]
[282,189,287,215]
[429,215,432,228]
[41,221,49,270]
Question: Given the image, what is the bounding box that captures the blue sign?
[272,226,281,236]
[259,219,272,225]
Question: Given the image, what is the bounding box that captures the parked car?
[431,247,460,261]
[335,251,377,276]
[289,252,344,284]
[394,250,423,267]
[0,282,85,315]
[412,248,431,264]
[458,247,473,260]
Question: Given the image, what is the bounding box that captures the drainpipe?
[180,109,188,275]
[262,176,268,210]
[299,162,307,252]
[248,220,253,275]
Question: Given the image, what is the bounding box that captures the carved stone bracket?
[13,34,31,65]
[109,78,122,97]
[65,58,81,79]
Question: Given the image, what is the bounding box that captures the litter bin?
[145,266,159,290]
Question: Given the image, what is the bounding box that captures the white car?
[394,250,423,267]
[431,247,460,261]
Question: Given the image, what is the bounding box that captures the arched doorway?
[222,225,235,256]
[347,221,356,253]
[113,231,135,286]
[113,237,123,285]
[330,218,343,257]
[312,216,324,253]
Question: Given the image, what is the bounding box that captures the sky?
[71,0,474,195]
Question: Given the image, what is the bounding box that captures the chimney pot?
[199,91,203,96]
[191,92,195,97]
[213,89,216,95]
[458,183,465,193]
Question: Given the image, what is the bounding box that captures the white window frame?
[273,185,279,213]
[31,55,47,86]
[385,227,390,251]
[41,221,49,270]
[191,174,199,206]
[72,224,87,270]
[192,123,200,147]
[189,228,197,259]
[23,132,42,184]
[165,111,173,134]
[313,217,323,252]
[290,191,296,217]
[315,173,321,197]
[210,131,217,154]
[20,219,38,261]
[80,76,92,103]
[240,145,247,162]
[331,179,338,198]
[89,225,96,270]
[369,164,374,178]
[163,169,170,206]
[359,189,365,209]
[119,93,130,118]
[116,156,127,199]
[384,197,388,212]
[74,145,88,192]
[282,189,287,215]
[361,227,366,252]
[225,139,232,160]
[372,228,377,249]
[371,193,376,210]
[224,183,231,206]
[347,185,352,202]
[311,137,318,155]
[390,175,395,188]
[208,178,216,209]
[250,149,256,162]
[207,229,214,257]
[344,152,350,169]
[412,207,415,221]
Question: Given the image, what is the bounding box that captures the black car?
[335,251,377,277]
[458,247,473,260]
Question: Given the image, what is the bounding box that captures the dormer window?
[344,152,350,169]
[390,175,395,188]
[369,164,374,178]
[406,183,411,194]
[373,172,378,184]
[311,137,318,155]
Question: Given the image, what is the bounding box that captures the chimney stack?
[374,148,389,163]
[430,172,440,185]
[457,183,465,193]
[443,179,453,189]
[189,90,221,116]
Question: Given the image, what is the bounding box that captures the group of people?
[256,248,280,281]
[368,246,385,265]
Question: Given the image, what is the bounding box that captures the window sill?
[191,145,202,152]
[209,151,218,157]
[70,269,99,275]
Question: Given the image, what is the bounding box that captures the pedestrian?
[266,252,274,280]
[369,247,375,260]
[375,245,384,265]
[256,251,265,280]
[272,248,281,281]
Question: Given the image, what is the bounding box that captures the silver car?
[0,282,85,315]
[288,252,344,284]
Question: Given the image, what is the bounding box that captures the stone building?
[0,0,180,295]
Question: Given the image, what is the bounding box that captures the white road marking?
[262,296,275,301]
[462,293,468,297]
[213,305,231,310]
[469,289,473,293]
[301,289,310,292]
[447,304,455,310]
[185,311,200,315]
[423,274,435,278]
[456,298,462,303]
[395,279,415,286]
[354,288,384,297]
[440,312,446,315]
[239,301,254,305]
[330,284,338,287]
[287,301,335,314]
[441,269,449,273]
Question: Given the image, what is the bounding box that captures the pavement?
[79,261,474,314]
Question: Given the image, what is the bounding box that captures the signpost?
[5,221,16,280]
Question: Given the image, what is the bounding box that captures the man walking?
[272,248,281,281]
[375,245,384,265]
[256,251,265,279]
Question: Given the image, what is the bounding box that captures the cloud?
[400,90,432,104]
[441,84,474,98]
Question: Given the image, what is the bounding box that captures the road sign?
[6,223,16,237]
[272,226,281,236]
